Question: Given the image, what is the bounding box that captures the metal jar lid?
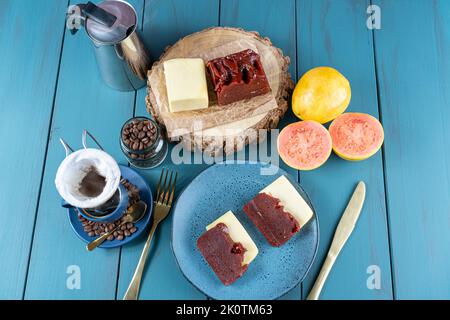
[86,0,137,45]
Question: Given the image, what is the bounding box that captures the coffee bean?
[130,227,137,234]
[117,235,124,241]
[124,230,131,237]
[126,223,133,229]
[113,231,118,237]
[107,235,114,241]
[88,231,95,237]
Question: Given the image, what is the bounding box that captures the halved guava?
[278,120,332,170]
[329,113,384,161]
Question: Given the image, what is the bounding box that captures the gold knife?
[306,181,366,300]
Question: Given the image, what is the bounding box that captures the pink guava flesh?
[329,113,384,159]
[278,121,332,170]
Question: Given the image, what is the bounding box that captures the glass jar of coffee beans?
[120,117,168,169]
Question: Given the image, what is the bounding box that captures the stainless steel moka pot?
[67,1,151,91]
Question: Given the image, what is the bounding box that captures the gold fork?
[123,168,178,300]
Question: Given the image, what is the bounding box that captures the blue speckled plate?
[68,165,153,249]
[171,161,319,300]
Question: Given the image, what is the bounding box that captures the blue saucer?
[68,165,153,249]
[171,161,319,300]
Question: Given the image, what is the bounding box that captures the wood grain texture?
[1,0,446,300]
[0,0,68,299]
[146,27,293,155]
[116,0,219,300]
[297,0,393,299]
[220,0,300,300]
[373,0,450,299]
[24,0,144,300]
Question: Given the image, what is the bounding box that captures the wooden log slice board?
[146,27,294,155]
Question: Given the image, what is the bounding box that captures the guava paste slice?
[243,193,300,247]
[197,223,248,286]
[207,49,271,105]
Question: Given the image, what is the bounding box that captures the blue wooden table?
[1,0,449,300]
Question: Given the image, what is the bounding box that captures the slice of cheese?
[163,58,209,112]
[260,175,313,227]
[206,211,258,265]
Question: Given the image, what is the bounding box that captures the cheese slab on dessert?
[206,211,258,265]
[163,58,209,112]
[260,175,313,227]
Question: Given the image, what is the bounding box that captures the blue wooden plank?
[373,0,450,299]
[297,0,393,299]
[0,0,68,299]
[24,0,144,300]
[220,0,301,300]
[115,0,219,300]
[221,0,297,77]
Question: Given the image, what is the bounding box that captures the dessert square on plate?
[243,175,313,247]
[197,211,258,285]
